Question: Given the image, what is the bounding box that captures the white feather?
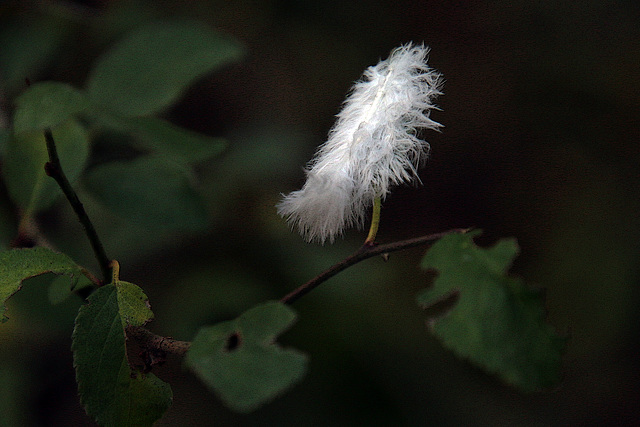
[278,43,443,243]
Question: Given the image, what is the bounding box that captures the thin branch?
[125,228,467,357]
[126,325,191,357]
[280,228,468,305]
[44,129,112,283]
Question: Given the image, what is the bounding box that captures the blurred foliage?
[0,0,639,426]
[4,120,89,213]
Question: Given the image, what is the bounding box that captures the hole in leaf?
[225,332,241,352]
[422,290,460,328]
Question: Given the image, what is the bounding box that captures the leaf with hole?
[0,247,85,322]
[87,20,245,116]
[185,301,307,412]
[418,230,566,391]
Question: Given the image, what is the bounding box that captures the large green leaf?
[186,301,307,412]
[13,82,89,133]
[73,283,171,426]
[87,20,245,116]
[3,120,90,213]
[0,247,84,322]
[83,156,208,231]
[418,231,565,391]
[124,116,227,163]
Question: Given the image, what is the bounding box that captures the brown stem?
[44,129,111,283]
[126,325,191,356]
[280,228,468,305]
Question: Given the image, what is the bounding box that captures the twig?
[44,129,112,283]
[280,228,468,305]
[126,325,191,356]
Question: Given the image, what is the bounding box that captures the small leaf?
[418,231,566,391]
[83,156,208,231]
[13,82,89,133]
[3,120,90,213]
[87,20,245,116]
[73,284,171,426]
[124,116,227,163]
[186,301,307,412]
[0,247,84,321]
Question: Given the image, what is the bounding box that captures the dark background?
[1,0,639,425]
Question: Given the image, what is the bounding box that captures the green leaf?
[48,273,94,305]
[0,247,84,321]
[13,82,89,133]
[0,16,70,94]
[73,284,171,426]
[83,156,209,231]
[3,120,90,213]
[87,20,245,116]
[47,274,78,305]
[418,231,566,391]
[124,116,227,163]
[185,301,307,412]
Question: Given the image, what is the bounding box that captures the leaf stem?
[43,129,112,283]
[364,197,382,246]
[281,228,468,305]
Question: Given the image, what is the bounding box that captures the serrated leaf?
[0,247,84,321]
[124,116,227,163]
[73,284,171,426]
[13,82,89,133]
[418,231,565,391]
[87,20,245,116]
[83,156,208,231]
[3,120,90,213]
[185,301,307,412]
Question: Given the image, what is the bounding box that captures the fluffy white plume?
[278,43,443,243]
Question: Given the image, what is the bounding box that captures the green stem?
[364,196,382,246]
[44,129,112,283]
